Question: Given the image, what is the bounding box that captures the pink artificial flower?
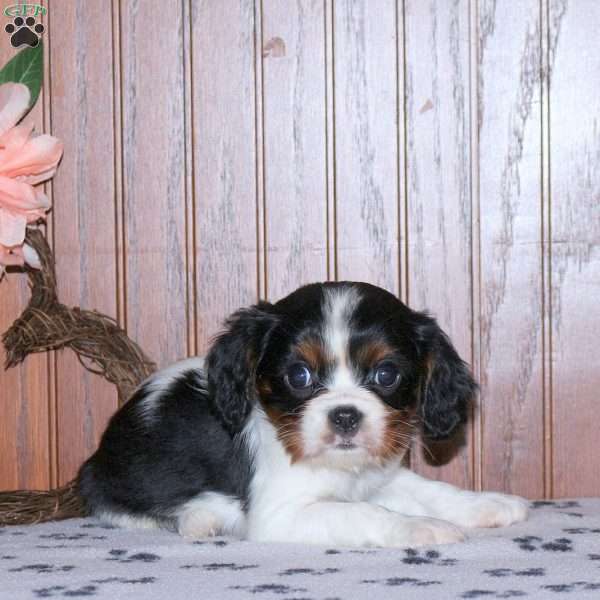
[0,82,63,276]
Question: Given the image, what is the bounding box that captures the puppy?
[78,281,527,547]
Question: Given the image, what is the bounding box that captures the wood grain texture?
[1,0,599,499]
[0,13,50,489]
[404,0,473,488]
[120,0,188,367]
[0,277,51,489]
[261,0,328,300]
[549,0,600,497]
[48,1,119,485]
[191,0,259,352]
[324,0,336,281]
[333,0,400,292]
[477,0,544,497]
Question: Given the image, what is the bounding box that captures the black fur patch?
[206,303,279,433]
[78,368,253,522]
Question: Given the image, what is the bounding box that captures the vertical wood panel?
[0,12,50,489]
[182,0,196,357]
[477,0,544,497]
[325,0,336,281]
[333,0,400,292]
[262,0,328,300]
[550,1,600,497]
[405,0,473,488]
[192,0,259,351]
[0,278,50,489]
[120,0,188,366]
[469,0,483,492]
[49,2,119,485]
[540,0,552,500]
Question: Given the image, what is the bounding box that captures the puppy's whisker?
[409,437,435,461]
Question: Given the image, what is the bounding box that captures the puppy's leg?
[247,501,465,548]
[371,468,528,529]
[176,492,245,540]
[96,511,163,530]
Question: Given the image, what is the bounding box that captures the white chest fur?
[244,408,400,539]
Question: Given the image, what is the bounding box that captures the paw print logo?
[5,16,44,48]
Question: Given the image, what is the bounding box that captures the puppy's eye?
[285,364,313,390]
[374,362,400,388]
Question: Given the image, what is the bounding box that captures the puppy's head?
[207,282,476,469]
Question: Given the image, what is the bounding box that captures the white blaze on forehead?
[322,286,361,387]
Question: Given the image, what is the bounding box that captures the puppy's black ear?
[206,302,278,434]
[416,317,477,441]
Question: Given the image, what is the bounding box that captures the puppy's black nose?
[328,405,363,436]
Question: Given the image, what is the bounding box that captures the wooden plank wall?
[0,0,598,498]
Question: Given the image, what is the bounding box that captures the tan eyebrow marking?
[295,338,327,370]
[355,340,396,368]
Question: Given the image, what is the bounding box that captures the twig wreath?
[0,43,156,525]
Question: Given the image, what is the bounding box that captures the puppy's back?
[77,358,253,530]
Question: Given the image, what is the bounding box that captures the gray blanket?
[2,499,600,599]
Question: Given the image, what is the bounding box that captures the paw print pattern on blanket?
[192,538,228,547]
[460,591,527,598]
[513,535,573,552]
[483,567,545,577]
[356,549,459,588]
[179,562,258,571]
[91,577,156,585]
[39,532,107,541]
[280,567,340,576]
[323,547,378,556]
[9,563,76,574]
[105,549,161,563]
[531,500,584,518]
[35,531,108,550]
[229,583,309,595]
[563,527,600,534]
[34,585,98,598]
[530,500,581,510]
[4,501,600,600]
[542,582,600,593]
[402,548,458,566]
[362,576,442,587]
[34,578,156,598]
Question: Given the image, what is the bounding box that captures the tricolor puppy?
[78,282,528,547]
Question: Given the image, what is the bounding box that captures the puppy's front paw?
[458,492,529,529]
[386,516,465,547]
[178,509,221,540]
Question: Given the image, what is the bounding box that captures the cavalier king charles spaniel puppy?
[78,281,528,547]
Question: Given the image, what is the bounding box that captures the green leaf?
[0,41,43,110]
